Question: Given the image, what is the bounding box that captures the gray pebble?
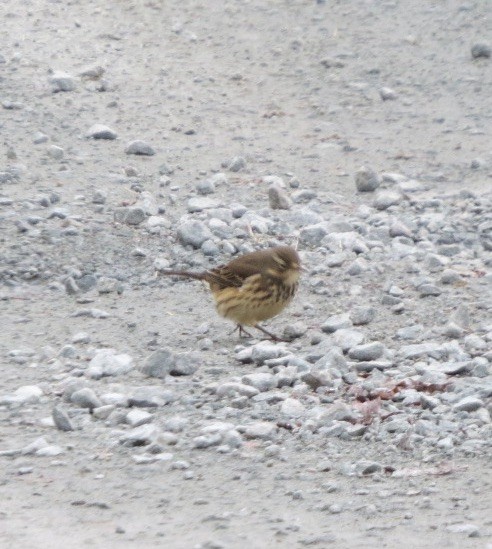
[193,434,222,449]
[243,422,278,440]
[33,132,49,144]
[283,321,308,339]
[453,396,484,412]
[126,409,153,427]
[446,523,480,537]
[114,206,146,225]
[120,424,157,446]
[88,350,133,378]
[177,220,213,248]
[471,42,491,59]
[419,284,442,297]
[85,124,117,140]
[350,306,375,326]
[187,197,218,213]
[268,185,292,210]
[170,352,200,376]
[348,342,385,361]
[242,372,278,392]
[125,140,155,156]
[47,145,64,160]
[354,360,393,372]
[215,382,259,398]
[379,86,397,100]
[355,166,381,192]
[373,190,402,210]
[332,328,365,351]
[141,348,175,379]
[128,386,176,407]
[223,156,246,172]
[321,313,352,333]
[92,190,107,204]
[50,71,77,92]
[70,388,102,409]
[196,178,215,195]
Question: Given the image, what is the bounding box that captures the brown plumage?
[160,246,301,341]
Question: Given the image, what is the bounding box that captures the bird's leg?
[230,324,254,338]
[254,324,286,342]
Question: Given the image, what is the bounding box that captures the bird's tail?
[159,270,207,281]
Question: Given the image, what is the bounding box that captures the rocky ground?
[1,0,491,548]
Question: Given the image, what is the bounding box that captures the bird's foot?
[230,324,254,338]
[253,324,287,342]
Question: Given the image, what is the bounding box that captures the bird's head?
[269,246,301,283]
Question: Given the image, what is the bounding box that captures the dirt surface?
[1,1,491,548]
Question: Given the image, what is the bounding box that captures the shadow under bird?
[160,246,301,341]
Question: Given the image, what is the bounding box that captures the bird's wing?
[205,266,247,289]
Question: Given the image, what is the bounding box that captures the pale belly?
[213,281,297,326]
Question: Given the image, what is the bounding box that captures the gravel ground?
[1,1,491,548]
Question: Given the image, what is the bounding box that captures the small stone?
[47,145,64,160]
[348,342,385,361]
[120,424,157,446]
[354,360,393,372]
[350,307,375,326]
[177,220,213,248]
[332,328,365,352]
[196,178,215,195]
[441,269,461,284]
[354,460,383,476]
[471,43,491,59]
[283,322,308,339]
[444,322,465,339]
[129,386,175,407]
[301,369,333,389]
[446,523,480,537]
[50,71,77,92]
[52,406,74,432]
[93,405,116,420]
[373,190,402,210]
[187,197,218,212]
[125,140,155,156]
[126,409,153,427]
[379,86,397,101]
[453,396,484,412]
[215,382,259,398]
[243,422,278,440]
[170,352,200,376]
[223,156,246,172]
[280,398,305,417]
[92,190,107,204]
[85,124,117,140]
[355,166,381,192]
[33,132,49,144]
[268,185,292,210]
[70,388,102,409]
[87,349,133,378]
[321,313,352,333]
[389,220,413,239]
[193,434,222,449]
[114,207,146,225]
[22,437,50,455]
[79,65,105,78]
[419,284,442,297]
[36,445,64,457]
[242,373,277,392]
[141,348,175,379]
[249,342,288,364]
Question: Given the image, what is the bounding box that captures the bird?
[160,246,301,341]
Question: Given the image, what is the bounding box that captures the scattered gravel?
[1,1,491,547]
